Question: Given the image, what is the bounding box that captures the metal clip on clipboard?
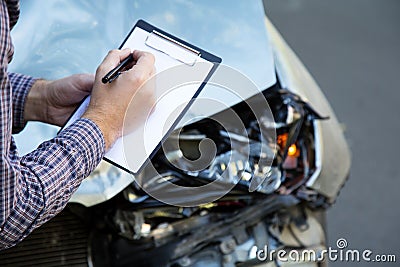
[145,30,201,66]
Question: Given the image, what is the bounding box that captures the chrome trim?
[306,120,322,187]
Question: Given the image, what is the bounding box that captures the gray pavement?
[264,0,400,266]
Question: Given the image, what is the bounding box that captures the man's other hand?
[24,73,94,126]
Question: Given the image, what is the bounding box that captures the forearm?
[23,79,49,122]
[82,109,120,151]
[0,119,105,250]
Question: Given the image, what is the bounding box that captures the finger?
[127,50,155,78]
[75,73,95,93]
[97,48,131,75]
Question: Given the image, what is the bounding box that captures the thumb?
[76,73,95,93]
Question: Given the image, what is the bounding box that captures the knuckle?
[131,72,146,85]
[144,86,155,99]
[146,91,156,107]
[145,52,155,63]
[75,73,86,81]
[108,49,119,55]
[149,93,156,105]
[96,64,106,74]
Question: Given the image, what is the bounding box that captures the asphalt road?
[264,0,400,266]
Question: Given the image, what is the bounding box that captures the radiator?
[0,208,89,266]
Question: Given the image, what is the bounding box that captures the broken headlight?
[127,85,328,211]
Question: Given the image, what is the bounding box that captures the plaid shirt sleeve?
[0,119,105,250]
[8,72,36,133]
[0,0,106,250]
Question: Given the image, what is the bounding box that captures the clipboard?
[63,19,221,175]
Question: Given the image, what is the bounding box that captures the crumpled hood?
[10,0,276,111]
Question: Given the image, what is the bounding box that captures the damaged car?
[1,1,350,267]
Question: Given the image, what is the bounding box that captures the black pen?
[102,53,135,84]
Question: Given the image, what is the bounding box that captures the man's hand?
[82,49,156,150]
[24,48,155,151]
[25,73,94,126]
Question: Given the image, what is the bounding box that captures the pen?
[102,53,135,84]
